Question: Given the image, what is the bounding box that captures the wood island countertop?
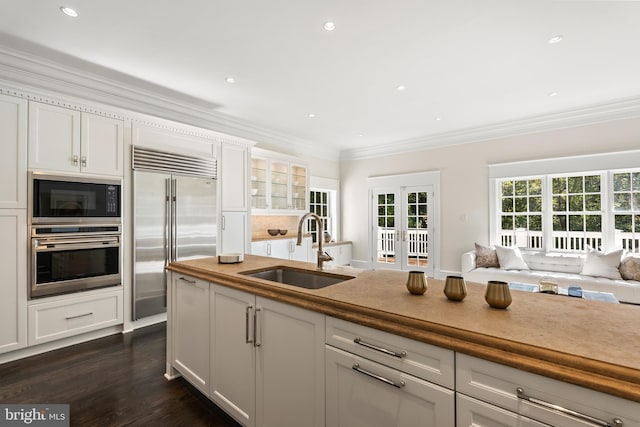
[167,254,640,403]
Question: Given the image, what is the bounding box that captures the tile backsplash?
[251,215,304,239]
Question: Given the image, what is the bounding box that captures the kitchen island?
[166,255,640,426]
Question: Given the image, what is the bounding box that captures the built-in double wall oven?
[29,173,122,299]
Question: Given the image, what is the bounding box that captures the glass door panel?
[291,165,307,211]
[270,161,289,210]
[251,158,268,209]
[372,189,400,270]
[402,188,431,274]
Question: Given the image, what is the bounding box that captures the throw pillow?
[619,256,640,281]
[495,246,529,270]
[580,247,623,280]
[475,243,499,268]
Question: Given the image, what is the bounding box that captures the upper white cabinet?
[28,101,124,177]
[221,142,249,211]
[251,150,308,213]
[0,94,27,209]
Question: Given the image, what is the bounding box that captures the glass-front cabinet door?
[291,165,307,211]
[270,161,289,210]
[251,158,268,209]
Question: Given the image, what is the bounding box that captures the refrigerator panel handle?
[171,178,177,262]
[165,178,172,266]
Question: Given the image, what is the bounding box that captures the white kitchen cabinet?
[208,283,325,427]
[28,101,124,176]
[0,94,27,209]
[28,287,123,346]
[172,275,210,395]
[456,353,640,427]
[221,142,250,211]
[325,345,455,427]
[251,237,311,262]
[0,210,27,354]
[221,211,248,255]
[250,150,308,213]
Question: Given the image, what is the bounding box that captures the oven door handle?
[34,241,120,252]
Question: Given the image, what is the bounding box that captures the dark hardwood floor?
[0,323,241,427]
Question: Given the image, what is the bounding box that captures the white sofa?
[461,250,640,304]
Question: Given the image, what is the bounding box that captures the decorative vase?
[323,231,331,243]
[485,280,512,309]
[406,271,428,295]
[444,275,467,301]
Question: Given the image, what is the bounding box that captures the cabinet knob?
[81,156,87,167]
[72,155,79,166]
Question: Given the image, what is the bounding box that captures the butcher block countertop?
[167,255,640,403]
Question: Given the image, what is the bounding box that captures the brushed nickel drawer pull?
[352,363,405,389]
[353,337,407,358]
[516,387,623,427]
[245,306,254,344]
[65,312,93,320]
[178,277,197,284]
[254,308,261,347]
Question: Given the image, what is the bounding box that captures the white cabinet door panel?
[221,211,248,255]
[80,113,124,176]
[457,394,550,427]
[210,284,256,427]
[221,143,249,211]
[0,210,27,354]
[256,297,325,427]
[28,101,80,173]
[173,275,209,395]
[0,94,27,208]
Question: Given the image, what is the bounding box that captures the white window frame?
[489,150,640,253]
[309,176,339,241]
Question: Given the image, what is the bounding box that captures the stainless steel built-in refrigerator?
[132,147,217,319]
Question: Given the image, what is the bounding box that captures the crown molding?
[0,44,340,160]
[340,96,640,161]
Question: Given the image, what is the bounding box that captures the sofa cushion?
[521,251,584,274]
[475,243,499,268]
[580,247,623,280]
[620,256,640,281]
[495,246,529,270]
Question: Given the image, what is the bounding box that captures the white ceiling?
[1,0,640,156]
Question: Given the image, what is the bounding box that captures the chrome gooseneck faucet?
[297,212,333,270]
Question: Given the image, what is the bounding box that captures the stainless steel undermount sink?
[240,266,355,289]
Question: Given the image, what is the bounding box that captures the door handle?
[253,308,261,347]
[245,306,254,344]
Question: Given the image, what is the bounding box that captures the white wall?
[340,117,640,275]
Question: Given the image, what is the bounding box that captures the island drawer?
[326,316,454,389]
[456,353,640,427]
[28,289,123,345]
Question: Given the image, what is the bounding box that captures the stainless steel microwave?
[30,173,122,224]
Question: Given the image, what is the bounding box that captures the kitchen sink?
[240,266,355,289]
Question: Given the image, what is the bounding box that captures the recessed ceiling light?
[548,91,558,97]
[435,117,442,121]
[548,35,563,44]
[323,21,336,31]
[307,113,316,118]
[225,77,235,84]
[396,85,406,92]
[358,133,364,137]
[60,6,78,17]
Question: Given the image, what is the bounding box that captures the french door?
[371,185,434,276]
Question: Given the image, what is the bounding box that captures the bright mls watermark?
[0,405,69,426]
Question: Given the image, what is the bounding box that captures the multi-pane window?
[551,174,602,251]
[309,190,330,243]
[500,178,542,248]
[613,171,640,253]
[496,170,640,253]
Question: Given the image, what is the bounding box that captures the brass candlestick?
[485,280,512,309]
[444,275,467,301]
[406,271,427,295]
